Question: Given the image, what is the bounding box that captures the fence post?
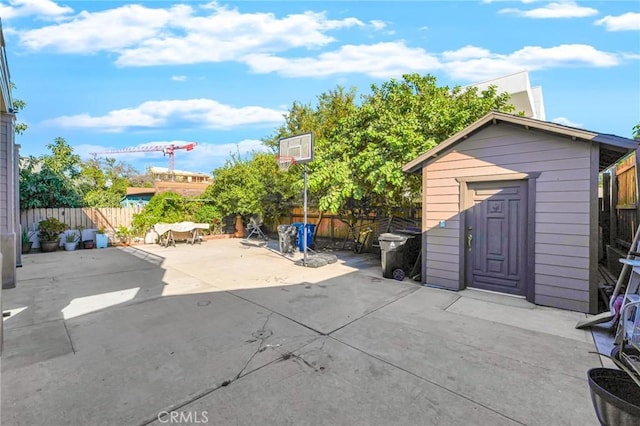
[635,150,640,238]
[611,165,618,247]
[603,172,611,253]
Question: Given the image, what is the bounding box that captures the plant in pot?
[115,225,133,246]
[21,228,35,254]
[589,343,640,424]
[38,217,68,252]
[64,230,80,251]
[96,227,109,249]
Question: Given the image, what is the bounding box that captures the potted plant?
[64,231,79,251]
[96,227,109,249]
[588,348,640,424]
[37,217,68,252]
[21,228,35,254]
[115,226,132,246]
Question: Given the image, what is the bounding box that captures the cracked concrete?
[2,239,603,425]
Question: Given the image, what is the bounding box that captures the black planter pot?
[21,241,32,254]
[588,368,640,425]
[39,240,60,253]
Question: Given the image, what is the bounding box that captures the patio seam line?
[233,313,274,380]
[329,335,526,426]
[63,319,76,354]
[136,336,324,426]
[326,285,421,336]
[226,284,420,337]
[440,294,462,311]
[226,291,326,335]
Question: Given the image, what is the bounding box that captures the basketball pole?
[303,164,308,266]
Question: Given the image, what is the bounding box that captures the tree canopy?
[19,137,140,209]
[263,73,515,216]
[203,152,298,223]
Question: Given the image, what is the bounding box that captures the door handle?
[467,233,473,252]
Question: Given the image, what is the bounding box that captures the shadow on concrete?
[1,242,603,426]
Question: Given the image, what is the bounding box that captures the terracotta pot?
[234,215,245,238]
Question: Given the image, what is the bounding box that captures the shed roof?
[403,111,638,174]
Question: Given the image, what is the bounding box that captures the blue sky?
[2,0,639,174]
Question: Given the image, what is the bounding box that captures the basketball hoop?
[277,155,296,171]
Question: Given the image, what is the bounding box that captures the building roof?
[403,111,638,174]
[148,166,211,178]
[126,187,156,196]
[465,71,545,120]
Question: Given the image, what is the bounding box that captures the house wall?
[0,112,17,289]
[422,123,594,313]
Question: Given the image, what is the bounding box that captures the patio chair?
[244,214,268,241]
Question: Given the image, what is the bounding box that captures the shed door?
[465,181,527,296]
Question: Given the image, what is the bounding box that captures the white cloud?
[370,20,387,30]
[442,45,492,61]
[499,1,598,19]
[17,3,363,67]
[552,117,583,128]
[595,12,640,31]
[45,99,285,132]
[442,44,619,81]
[243,41,442,78]
[0,0,73,20]
[171,75,187,82]
[20,4,186,52]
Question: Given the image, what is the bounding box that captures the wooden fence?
[602,153,640,250]
[21,206,421,249]
[601,151,640,273]
[21,207,145,234]
[275,207,421,246]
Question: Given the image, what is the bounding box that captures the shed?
[403,111,639,314]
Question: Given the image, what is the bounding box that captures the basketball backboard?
[279,132,313,164]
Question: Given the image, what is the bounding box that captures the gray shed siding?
[422,123,594,313]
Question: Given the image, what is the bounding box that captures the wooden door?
[465,181,528,296]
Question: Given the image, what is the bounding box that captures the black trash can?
[278,225,298,254]
[379,233,409,279]
[379,231,421,280]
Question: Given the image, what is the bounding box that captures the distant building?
[148,166,212,184]
[468,70,545,120]
[121,168,212,207]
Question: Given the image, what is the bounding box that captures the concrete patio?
[2,239,607,425]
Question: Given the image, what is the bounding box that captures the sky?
[2,0,639,174]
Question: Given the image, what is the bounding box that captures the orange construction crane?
[91,142,197,173]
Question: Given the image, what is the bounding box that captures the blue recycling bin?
[291,223,316,251]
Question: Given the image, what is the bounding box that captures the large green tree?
[80,157,135,207]
[19,138,84,208]
[203,152,298,223]
[269,74,515,216]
